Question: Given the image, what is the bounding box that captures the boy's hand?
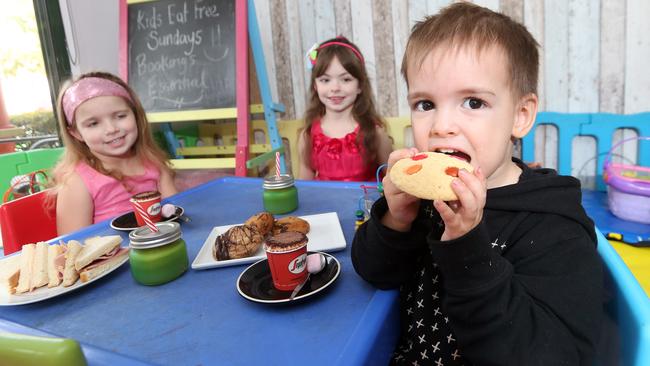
[381,148,421,232]
[433,167,486,241]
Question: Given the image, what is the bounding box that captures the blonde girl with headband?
[298,36,392,181]
[52,71,177,235]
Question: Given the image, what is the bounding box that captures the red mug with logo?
[264,232,308,291]
[130,191,162,227]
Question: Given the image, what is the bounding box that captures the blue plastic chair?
[522,112,650,190]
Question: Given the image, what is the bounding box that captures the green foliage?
[10,110,60,151]
[0,0,44,76]
[11,110,58,135]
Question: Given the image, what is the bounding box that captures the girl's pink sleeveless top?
[310,120,376,181]
[75,162,160,223]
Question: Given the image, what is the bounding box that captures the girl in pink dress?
[298,37,392,181]
[51,72,177,234]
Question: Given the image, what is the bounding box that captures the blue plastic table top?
[581,190,650,242]
[0,177,399,366]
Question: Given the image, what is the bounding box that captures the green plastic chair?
[0,148,63,201]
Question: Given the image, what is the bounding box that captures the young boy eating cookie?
[352,3,603,365]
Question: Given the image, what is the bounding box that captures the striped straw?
[132,201,159,232]
[276,151,281,177]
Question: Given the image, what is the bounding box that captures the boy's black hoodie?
[352,159,603,365]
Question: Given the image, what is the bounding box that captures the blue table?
[0,178,399,366]
[582,190,650,242]
[5,181,647,365]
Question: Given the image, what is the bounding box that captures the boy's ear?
[512,93,538,139]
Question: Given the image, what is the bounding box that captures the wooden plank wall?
[253,0,650,186]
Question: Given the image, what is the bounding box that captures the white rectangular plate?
[0,251,129,306]
[192,212,346,270]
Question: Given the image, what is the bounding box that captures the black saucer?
[110,206,184,231]
[237,251,340,304]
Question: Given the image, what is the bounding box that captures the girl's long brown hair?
[51,71,174,197]
[303,37,386,167]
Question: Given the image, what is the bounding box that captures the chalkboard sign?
[124,0,236,116]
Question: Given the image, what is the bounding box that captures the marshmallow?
[307,253,326,274]
[161,204,176,218]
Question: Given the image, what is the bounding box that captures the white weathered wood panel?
[567,0,600,185]
[472,0,500,11]
[543,0,569,112]
[599,0,625,114]
[285,0,307,118]
[625,0,650,113]
[333,0,352,38]
[373,0,398,117]
[392,0,410,117]
[253,0,278,104]
[298,0,316,55]
[350,0,378,101]
[523,0,545,111]
[298,0,317,98]
[535,124,558,170]
[572,136,596,188]
[612,129,639,165]
[428,0,453,15]
[314,0,337,41]
[568,0,599,112]
[500,0,523,23]
[408,0,451,27]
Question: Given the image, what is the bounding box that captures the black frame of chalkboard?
[119,0,244,123]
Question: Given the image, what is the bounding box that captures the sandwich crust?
[63,241,83,287]
[32,242,49,289]
[0,254,22,295]
[15,244,36,294]
[79,248,129,283]
[47,244,64,288]
[75,235,122,271]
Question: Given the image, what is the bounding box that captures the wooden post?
[235,0,250,176]
[0,81,17,153]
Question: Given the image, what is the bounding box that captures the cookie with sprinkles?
[390,152,474,201]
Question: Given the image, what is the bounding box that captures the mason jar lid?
[263,174,295,190]
[129,221,182,249]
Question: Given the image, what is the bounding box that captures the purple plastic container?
[603,136,650,224]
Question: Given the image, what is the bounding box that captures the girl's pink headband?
[62,77,133,125]
[306,40,365,69]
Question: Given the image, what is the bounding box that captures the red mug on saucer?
[264,232,308,291]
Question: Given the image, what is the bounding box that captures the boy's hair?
[303,36,386,168]
[401,2,539,99]
[52,71,173,188]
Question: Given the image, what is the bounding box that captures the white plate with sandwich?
[0,236,129,306]
[192,212,347,270]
